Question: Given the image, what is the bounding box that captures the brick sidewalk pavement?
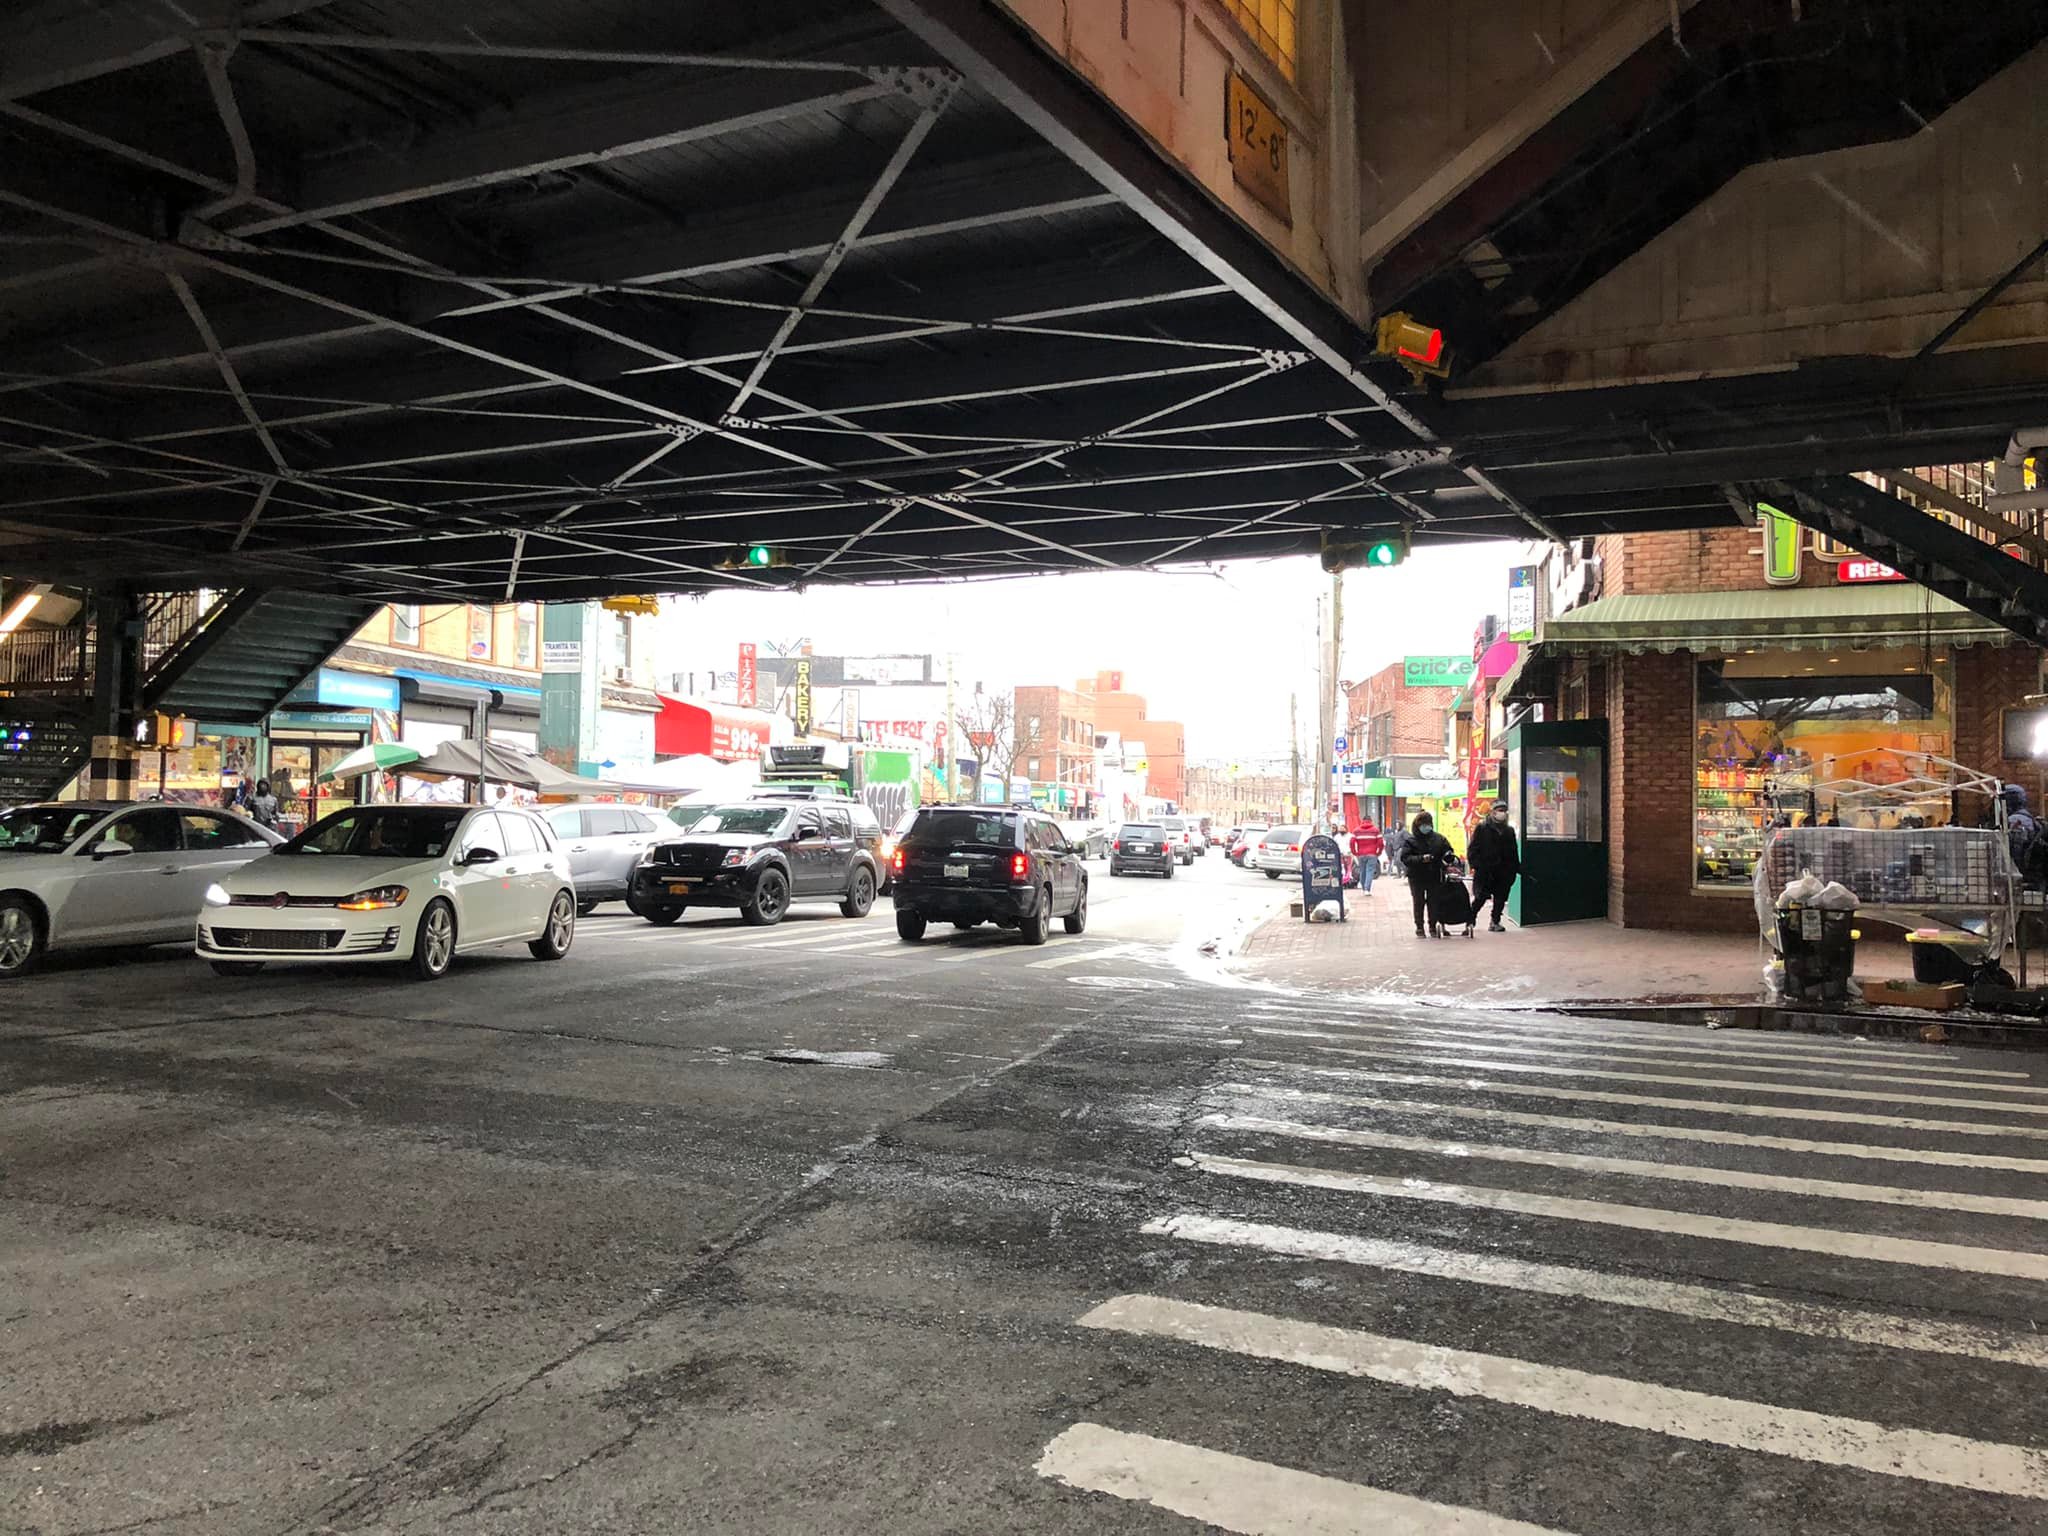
[1233,872,1916,1007]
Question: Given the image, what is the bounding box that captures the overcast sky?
[647,541,1531,761]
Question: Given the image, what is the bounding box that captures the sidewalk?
[1232,875,1916,1008]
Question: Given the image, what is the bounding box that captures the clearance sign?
[1403,655,1476,688]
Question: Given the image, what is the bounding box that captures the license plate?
[1130,844,1153,853]
[668,882,695,895]
[944,862,969,879]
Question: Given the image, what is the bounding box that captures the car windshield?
[904,810,1013,847]
[691,805,790,836]
[0,805,106,852]
[1121,824,1162,838]
[280,807,467,858]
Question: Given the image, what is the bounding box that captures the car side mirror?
[91,840,134,860]
[798,818,822,837]
[461,846,501,867]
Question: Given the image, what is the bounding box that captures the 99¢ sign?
[1226,73,1291,223]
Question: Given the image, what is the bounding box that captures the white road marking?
[1192,1153,2048,1280]
[1036,1422,1572,1535]
[802,935,905,954]
[1236,1058,2048,1144]
[1214,1081,2048,1175]
[936,948,989,963]
[1028,944,1133,970]
[1246,1031,2048,1117]
[1250,1014,2033,1080]
[1202,1113,2048,1222]
[1239,1002,1979,1065]
[1079,1296,2048,1500]
[742,927,880,949]
[1145,1214,2048,1370]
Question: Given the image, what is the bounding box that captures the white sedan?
[0,801,284,979]
[199,804,576,981]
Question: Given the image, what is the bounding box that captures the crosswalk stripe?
[1192,1153,2048,1280]
[1240,1002,1978,1066]
[744,927,880,949]
[1249,1014,2033,1081]
[1202,1113,2048,1222]
[1144,1214,2048,1370]
[1238,1059,2048,1144]
[936,948,989,963]
[1247,1031,2048,1118]
[803,935,904,954]
[1214,1081,2048,1175]
[1036,1423,1572,1535]
[1027,945,1131,970]
[1079,1295,2048,1499]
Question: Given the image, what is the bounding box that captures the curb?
[1544,1001,2048,1051]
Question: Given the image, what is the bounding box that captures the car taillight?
[1112,840,1121,852]
[891,849,904,873]
[1289,842,1301,852]
[1010,852,1029,881]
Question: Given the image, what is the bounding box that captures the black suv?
[628,802,878,927]
[889,805,1088,945]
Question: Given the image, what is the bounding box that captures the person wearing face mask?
[1467,800,1522,933]
[1400,811,1454,938]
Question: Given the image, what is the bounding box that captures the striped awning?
[1534,585,2014,654]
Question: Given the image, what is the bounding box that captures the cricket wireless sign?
[1403,655,1476,687]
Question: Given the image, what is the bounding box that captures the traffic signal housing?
[723,543,785,570]
[1373,311,1450,383]
[1321,529,1409,573]
[600,594,661,616]
[133,713,195,749]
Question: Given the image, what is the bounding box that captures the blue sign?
[1300,832,1346,922]
[292,666,401,712]
[1334,735,1348,754]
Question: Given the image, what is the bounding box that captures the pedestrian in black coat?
[1401,811,1454,938]
[1467,800,1522,932]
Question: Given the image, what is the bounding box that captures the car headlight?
[721,848,747,868]
[203,883,231,907]
[337,885,409,912]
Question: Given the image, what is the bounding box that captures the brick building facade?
[1518,523,2045,932]
[1345,661,1457,762]
[1075,669,1187,805]
[1010,685,1095,812]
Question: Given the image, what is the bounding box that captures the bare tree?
[954,689,1016,794]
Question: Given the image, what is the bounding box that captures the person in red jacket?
[1349,816,1384,894]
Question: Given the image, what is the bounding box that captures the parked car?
[1227,825,1268,866]
[889,805,1087,945]
[878,808,918,895]
[1158,814,1197,864]
[628,800,877,927]
[199,804,574,981]
[0,801,284,979]
[1208,822,1231,847]
[542,803,666,914]
[1253,825,1309,878]
[1109,822,1175,878]
[1064,820,1109,859]
[752,789,886,873]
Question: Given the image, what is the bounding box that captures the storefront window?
[1510,745,1603,843]
[514,603,538,669]
[1694,649,1954,889]
[467,605,492,661]
[391,604,421,646]
[1224,0,1298,80]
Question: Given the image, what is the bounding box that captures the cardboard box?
[1863,979,1964,1012]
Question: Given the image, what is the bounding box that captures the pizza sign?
[1837,559,1905,584]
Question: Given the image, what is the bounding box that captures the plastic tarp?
[406,739,623,795]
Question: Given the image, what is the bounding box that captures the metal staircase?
[0,588,379,804]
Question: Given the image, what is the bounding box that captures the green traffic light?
[1367,541,1398,567]
[746,544,773,567]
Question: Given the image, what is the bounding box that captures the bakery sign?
[1837,558,1906,584]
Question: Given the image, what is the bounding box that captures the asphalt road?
[6,854,2048,1535]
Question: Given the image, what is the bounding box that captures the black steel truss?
[0,0,2044,605]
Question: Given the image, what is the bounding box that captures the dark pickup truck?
[628,802,878,927]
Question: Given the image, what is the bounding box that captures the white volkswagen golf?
[199,804,577,981]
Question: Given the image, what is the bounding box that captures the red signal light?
[1397,327,1443,367]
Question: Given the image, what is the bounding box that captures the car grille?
[647,845,727,872]
[226,893,339,908]
[207,927,344,952]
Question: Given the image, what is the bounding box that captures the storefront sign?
[1299,833,1345,920]
[286,666,401,713]
[843,655,920,685]
[1393,778,1462,798]
[541,640,582,673]
[1417,760,1459,779]
[840,687,860,738]
[1507,565,1538,641]
[793,657,813,737]
[1404,655,1475,688]
[272,709,372,730]
[736,642,757,707]
[1837,558,1905,584]
[1760,502,1802,586]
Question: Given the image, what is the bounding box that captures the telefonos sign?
[1403,655,1476,688]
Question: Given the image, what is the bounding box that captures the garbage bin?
[1775,905,1856,1003]
[1906,931,1990,985]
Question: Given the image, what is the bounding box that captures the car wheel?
[529,890,576,961]
[642,906,684,926]
[1023,887,1052,946]
[1063,880,1088,935]
[1164,861,1174,880]
[209,960,265,977]
[576,899,599,918]
[896,909,927,942]
[952,919,978,930]
[410,899,456,981]
[839,865,875,919]
[743,868,789,927]
[1266,869,1280,879]
[0,896,44,980]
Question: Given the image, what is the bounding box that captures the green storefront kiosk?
[1496,718,1609,925]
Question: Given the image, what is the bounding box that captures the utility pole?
[1289,690,1300,822]
[1323,569,1344,831]
[942,649,957,801]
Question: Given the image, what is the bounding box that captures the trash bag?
[1776,870,1824,909]
[1309,899,1344,923]
[1812,881,1859,911]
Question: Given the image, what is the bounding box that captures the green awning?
[1537,586,2014,654]
[1360,777,1394,795]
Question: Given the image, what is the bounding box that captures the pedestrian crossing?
[1033,1004,2048,1533]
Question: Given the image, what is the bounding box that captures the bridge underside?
[4,0,2047,602]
